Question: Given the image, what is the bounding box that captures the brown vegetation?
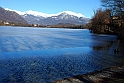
[89,0,124,39]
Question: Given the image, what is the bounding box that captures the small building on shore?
[4,22,9,25]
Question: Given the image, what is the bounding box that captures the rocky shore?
[52,66,124,83]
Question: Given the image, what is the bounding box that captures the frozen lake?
[0,26,124,83]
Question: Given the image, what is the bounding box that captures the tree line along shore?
[88,0,124,39]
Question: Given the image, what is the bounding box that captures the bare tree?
[90,8,111,33]
[101,0,124,38]
[101,0,124,16]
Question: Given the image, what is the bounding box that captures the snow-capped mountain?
[22,12,90,25]
[5,8,90,25]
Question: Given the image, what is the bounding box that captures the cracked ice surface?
[0,26,94,52]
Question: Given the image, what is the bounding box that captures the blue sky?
[0,0,101,18]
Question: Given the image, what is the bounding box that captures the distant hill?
[0,7,28,24]
[21,11,90,25]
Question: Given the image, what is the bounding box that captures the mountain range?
[0,7,27,24]
[1,7,90,25]
[21,11,90,25]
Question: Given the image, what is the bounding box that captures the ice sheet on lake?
[0,26,122,83]
[0,26,117,52]
[0,27,91,52]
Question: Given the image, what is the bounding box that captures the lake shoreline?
[52,65,124,83]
